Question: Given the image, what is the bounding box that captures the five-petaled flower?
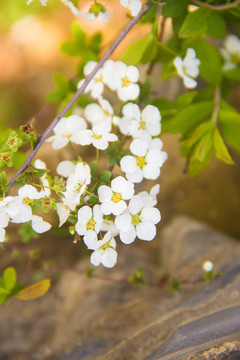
[174,48,200,89]
[90,231,117,268]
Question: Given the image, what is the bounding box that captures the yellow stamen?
[131,214,141,225]
[122,76,131,87]
[86,218,96,230]
[136,156,146,168]
[112,192,122,203]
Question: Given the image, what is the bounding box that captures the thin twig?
[8,3,152,190]
[191,0,240,10]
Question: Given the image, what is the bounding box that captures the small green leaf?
[213,128,234,164]
[223,67,240,83]
[121,34,151,65]
[162,0,188,17]
[181,121,214,148]
[167,101,213,134]
[219,110,240,152]
[177,91,198,108]
[207,12,226,39]
[192,129,214,162]
[19,223,39,243]
[0,171,7,186]
[3,267,16,291]
[71,21,86,47]
[100,171,111,182]
[179,8,211,38]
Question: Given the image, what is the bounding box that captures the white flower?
[103,60,140,101]
[77,61,104,98]
[0,228,5,243]
[5,191,32,224]
[56,203,70,227]
[0,197,12,228]
[84,97,118,127]
[174,48,200,89]
[74,122,118,150]
[202,260,214,272]
[98,176,134,216]
[101,219,119,236]
[91,232,117,268]
[86,2,110,23]
[56,160,76,178]
[62,162,91,211]
[220,35,240,70]
[27,0,47,5]
[119,103,161,137]
[120,138,167,183]
[138,184,160,207]
[120,0,142,16]
[34,159,51,198]
[31,215,51,233]
[115,195,161,244]
[47,115,87,149]
[75,205,103,249]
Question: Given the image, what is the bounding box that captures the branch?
[191,0,240,10]
[8,2,152,190]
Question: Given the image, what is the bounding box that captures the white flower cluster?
[0,160,51,243]
[46,60,167,268]
[174,48,201,89]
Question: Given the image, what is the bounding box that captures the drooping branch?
[191,0,240,10]
[8,2,152,189]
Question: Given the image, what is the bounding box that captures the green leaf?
[100,171,111,182]
[223,67,240,82]
[167,101,213,134]
[121,34,152,65]
[219,110,240,151]
[3,267,16,291]
[179,8,211,38]
[162,0,189,17]
[181,121,215,148]
[140,4,157,23]
[19,223,39,243]
[172,12,187,35]
[192,129,214,162]
[12,151,27,169]
[0,171,7,186]
[196,39,222,85]
[207,12,226,39]
[89,32,102,53]
[154,42,177,64]
[71,21,86,47]
[14,279,51,301]
[213,128,234,164]
[177,91,198,108]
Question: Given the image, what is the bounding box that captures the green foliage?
[128,267,146,286]
[106,141,130,167]
[19,223,39,243]
[162,0,189,18]
[219,109,240,151]
[179,8,211,38]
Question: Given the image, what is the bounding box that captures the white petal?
[126,168,143,183]
[101,201,114,215]
[77,206,92,222]
[83,230,98,249]
[129,195,143,214]
[0,228,6,243]
[32,215,51,233]
[72,130,92,145]
[115,213,132,232]
[57,161,75,177]
[120,156,137,173]
[48,136,69,150]
[56,203,70,227]
[130,138,148,156]
[91,248,103,266]
[98,185,112,202]
[112,200,127,215]
[111,176,127,193]
[141,207,161,224]
[183,75,197,89]
[101,248,117,268]
[142,164,160,180]
[136,222,156,241]
[126,65,139,82]
[119,225,136,244]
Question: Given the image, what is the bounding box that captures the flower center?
[7,137,17,147]
[95,75,103,83]
[231,53,240,64]
[23,197,33,205]
[74,183,82,192]
[86,218,96,230]
[122,76,131,87]
[139,120,146,129]
[64,133,72,139]
[112,192,122,203]
[1,153,10,163]
[131,214,141,226]
[92,134,102,140]
[136,156,146,168]
[103,109,110,116]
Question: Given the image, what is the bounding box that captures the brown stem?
[191,0,240,10]
[8,2,152,190]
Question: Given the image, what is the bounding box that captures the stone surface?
[1,217,240,360]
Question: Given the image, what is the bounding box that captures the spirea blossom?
[115,195,161,244]
[120,138,167,183]
[84,97,118,127]
[119,103,161,138]
[91,232,117,268]
[98,176,134,215]
[120,0,142,16]
[75,205,103,249]
[103,60,140,101]
[174,48,200,89]
[220,35,240,70]
[47,115,87,149]
[86,2,110,23]
[78,61,104,99]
